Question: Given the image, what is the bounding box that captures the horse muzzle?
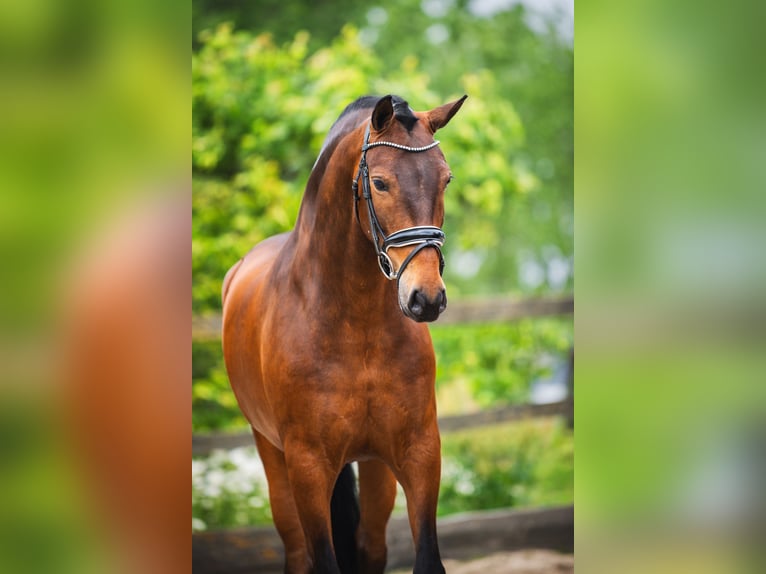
[401,286,447,323]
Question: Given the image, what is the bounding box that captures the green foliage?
[192,0,364,52]
[191,420,573,530]
[362,3,573,295]
[0,400,103,573]
[433,318,573,409]
[192,24,530,312]
[192,1,573,301]
[192,340,244,431]
[192,448,272,530]
[439,419,574,516]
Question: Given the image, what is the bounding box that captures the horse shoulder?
[221,231,292,309]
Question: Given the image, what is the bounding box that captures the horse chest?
[267,333,433,407]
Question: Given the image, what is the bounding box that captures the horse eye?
[372,178,388,192]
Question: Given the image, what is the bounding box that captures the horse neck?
[290,127,396,315]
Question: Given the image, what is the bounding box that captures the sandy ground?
[390,550,574,574]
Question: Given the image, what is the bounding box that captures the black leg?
[413,521,445,574]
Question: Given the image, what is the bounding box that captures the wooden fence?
[192,295,574,572]
[192,295,573,340]
[193,399,572,457]
[193,505,574,574]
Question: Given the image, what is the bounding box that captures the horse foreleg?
[357,459,397,574]
[283,441,343,574]
[253,431,311,574]
[395,428,445,574]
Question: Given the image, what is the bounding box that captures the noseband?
[352,123,446,282]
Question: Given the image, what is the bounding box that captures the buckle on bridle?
[378,252,395,279]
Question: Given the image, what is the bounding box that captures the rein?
[352,123,446,282]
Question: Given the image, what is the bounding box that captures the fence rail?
[192,504,574,574]
[193,295,574,456]
[192,295,573,340]
[193,399,572,457]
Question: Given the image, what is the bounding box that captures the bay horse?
[222,94,467,574]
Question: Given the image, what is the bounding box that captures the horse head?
[355,94,467,322]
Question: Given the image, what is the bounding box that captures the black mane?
[391,96,419,131]
[336,95,380,120]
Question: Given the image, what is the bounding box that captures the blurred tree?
[193,0,365,51]
[363,1,573,295]
[192,1,573,299]
[193,24,530,313]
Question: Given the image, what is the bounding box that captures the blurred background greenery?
[192,0,574,530]
[0,0,190,571]
[577,2,766,572]
[192,1,573,312]
[1,0,762,570]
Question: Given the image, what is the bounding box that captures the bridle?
[352,123,446,282]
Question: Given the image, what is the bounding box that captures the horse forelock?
[391,96,419,132]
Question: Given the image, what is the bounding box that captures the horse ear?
[371,95,395,132]
[427,95,468,133]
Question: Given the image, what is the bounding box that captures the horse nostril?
[409,290,427,317]
[407,289,446,322]
[438,289,447,312]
